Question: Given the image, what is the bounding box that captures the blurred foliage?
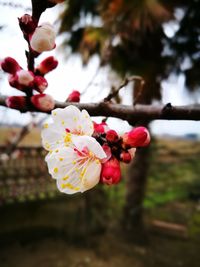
[59,0,200,102]
[101,138,200,217]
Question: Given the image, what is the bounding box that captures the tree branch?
[1,96,200,124]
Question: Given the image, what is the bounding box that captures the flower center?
[64,132,72,143]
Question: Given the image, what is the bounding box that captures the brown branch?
[31,0,55,22]
[1,96,200,123]
[104,76,144,102]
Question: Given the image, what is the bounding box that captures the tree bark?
[122,79,151,242]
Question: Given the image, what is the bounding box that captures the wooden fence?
[0,146,59,205]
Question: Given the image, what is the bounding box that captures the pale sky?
[0,0,200,136]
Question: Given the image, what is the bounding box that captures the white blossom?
[41,105,94,151]
[42,105,106,194]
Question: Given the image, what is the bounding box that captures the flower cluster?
[42,105,150,194]
[1,56,57,111]
[0,2,78,113]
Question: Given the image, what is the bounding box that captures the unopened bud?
[66,90,80,102]
[93,121,109,134]
[123,127,150,147]
[17,70,34,86]
[34,76,48,93]
[1,57,21,74]
[9,70,34,91]
[18,14,37,35]
[30,23,56,53]
[36,56,58,75]
[8,75,22,90]
[120,151,132,163]
[106,129,119,143]
[100,157,121,185]
[31,94,55,112]
[6,96,27,110]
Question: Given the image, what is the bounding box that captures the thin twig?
[104,76,145,102]
[5,114,49,156]
[81,65,101,95]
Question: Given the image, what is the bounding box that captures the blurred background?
[0,0,200,267]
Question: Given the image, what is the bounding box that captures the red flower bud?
[31,94,55,112]
[100,157,121,185]
[1,57,21,74]
[66,90,80,102]
[106,129,119,143]
[34,76,48,93]
[18,14,37,35]
[17,70,34,86]
[123,127,150,147]
[36,56,58,75]
[6,96,27,110]
[9,70,34,90]
[8,74,22,90]
[120,151,132,163]
[93,121,109,134]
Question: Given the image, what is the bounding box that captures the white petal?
[56,174,82,194]
[51,106,82,133]
[41,122,64,151]
[45,146,77,179]
[73,136,106,159]
[80,160,101,192]
[80,109,94,135]
[51,106,93,136]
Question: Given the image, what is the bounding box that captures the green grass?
[144,138,200,208]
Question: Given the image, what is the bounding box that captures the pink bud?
[1,57,21,74]
[8,70,34,91]
[17,70,34,86]
[30,23,56,53]
[106,129,119,143]
[34,76,48,93]
[8,74,22,90]
[31,94,55,112]
[123,127,150,147]
[93,121,109,134]
[66,90,80,102]
[18,14,37,35]
[100,157,121,185]
[6,96,27,110]
[36,56,58,75]
[120,151,132,163]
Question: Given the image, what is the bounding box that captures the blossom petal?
[51,106,93,136]
[41,122,64,151]
[73,136,106,160]
[80,109,94,135]
[45,146,77,179]
[80,160,101,192]
[51,105,82,132]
